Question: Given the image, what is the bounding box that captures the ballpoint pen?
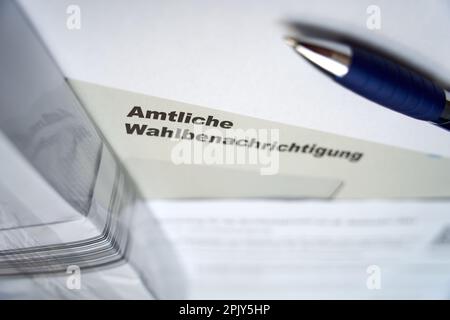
[285,36,450,131]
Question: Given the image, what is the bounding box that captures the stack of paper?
[0,0,183,299]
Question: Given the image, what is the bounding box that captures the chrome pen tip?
[284,36,352,77]
[284,36,300,48]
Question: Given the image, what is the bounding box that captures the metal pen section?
[0,0,185,298]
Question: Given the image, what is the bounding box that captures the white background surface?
[19,0,450,156]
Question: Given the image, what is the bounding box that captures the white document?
[69,80,450,199]
[151,200,450,299]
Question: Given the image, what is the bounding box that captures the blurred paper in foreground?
[0,0,184,299]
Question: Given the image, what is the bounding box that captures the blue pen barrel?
[336,47,446,122]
